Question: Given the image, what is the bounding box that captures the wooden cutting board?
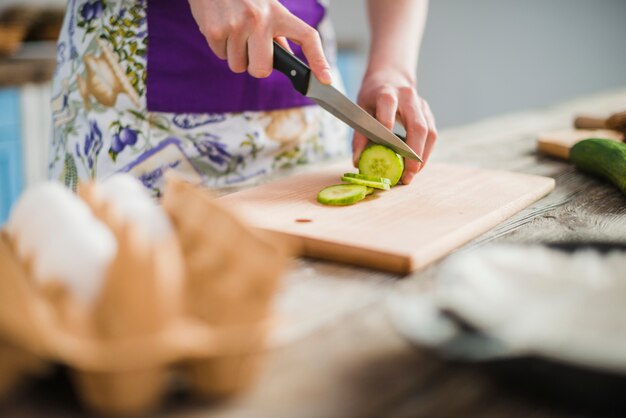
[537,129,624,160]
[220,162,555,274]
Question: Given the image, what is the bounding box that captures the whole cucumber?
[570,138,626,194]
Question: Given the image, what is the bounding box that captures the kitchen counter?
[2,88,626,418]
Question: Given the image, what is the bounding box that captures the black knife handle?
[273,40,311,95]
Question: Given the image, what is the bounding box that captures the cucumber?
[358,144,404,186]
[570,138,626,194]
[343,172,391,185]
[341,175,391,191]
[317,184,368,206]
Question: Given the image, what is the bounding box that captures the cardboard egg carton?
[0,176,287,416]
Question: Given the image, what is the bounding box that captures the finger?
[278,14,332,84]
[352,131,369,167]
[226,31,249,74]
[351,91,398,168]
[275,36,293,53]
[420,98,438,164]
[352,103,375,167]
[398,91,428,185]
[375,89,399,130]
[204,28,227,60]
[210,40,227,60]
[247,31,273,78]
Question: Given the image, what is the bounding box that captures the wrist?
[362,65,417,88]
[366,43,418,81]
[365,48,417,85]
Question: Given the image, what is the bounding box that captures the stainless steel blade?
[306,77,422,162]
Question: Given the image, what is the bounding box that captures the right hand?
[188,0,332,84]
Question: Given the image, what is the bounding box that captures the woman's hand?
[353,0,434,184]
[352,69,437,185]
[188,0,332,84]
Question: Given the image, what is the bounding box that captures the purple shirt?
[146,0,325,114]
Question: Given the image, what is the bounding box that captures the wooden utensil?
[537,129,624,160]
[575,111,626,135]
[220,162,555,274]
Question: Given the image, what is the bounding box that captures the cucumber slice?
[341,175,391,191]
[358,145,404,186]
[317,184,368,206]
[343,172,391,185]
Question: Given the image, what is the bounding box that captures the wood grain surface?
[2,89,626,418]
[221,163,554,274]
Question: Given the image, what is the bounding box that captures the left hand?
[352,69,437,185]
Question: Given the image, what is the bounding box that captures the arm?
[353,0,437,184]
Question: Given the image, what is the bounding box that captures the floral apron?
[50,0,348,195]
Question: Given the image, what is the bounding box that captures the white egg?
[6,182,118,303]
[98,174,174,245]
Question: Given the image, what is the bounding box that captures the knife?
[272,41,422,162]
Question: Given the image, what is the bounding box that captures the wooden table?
[3,89,626,418]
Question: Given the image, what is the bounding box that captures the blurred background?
[330,0,626,127]
[1,0,626,221]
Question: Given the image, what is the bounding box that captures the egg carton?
[0,176,287,416]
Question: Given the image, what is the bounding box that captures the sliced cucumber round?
[343,172,391,185]
[358,144,404,186]
[317,184,368,206]
[341,175,391,191]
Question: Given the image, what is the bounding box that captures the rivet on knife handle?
[272,41,311,95]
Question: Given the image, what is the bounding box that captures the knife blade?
[272,41,422,162]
